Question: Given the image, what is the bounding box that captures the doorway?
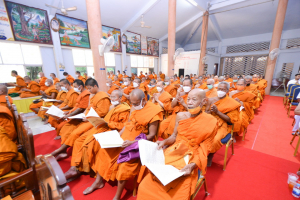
[214,63,218,75]
[179,69,184,78]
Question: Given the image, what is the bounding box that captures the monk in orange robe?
[258,75,267,98]
[76,71,87,84]
[172,75,181,86]
[64,90,130,182]
[63,72,75,85]
[106,79,119,96]
[0,106,16,141]
[117,70,123,81]
[137,89,218,200]
[122,71,128,79]
[213,76,219,85]
[206,81,240,166]
[113,75,122,87]
[140,77,149,94]
[139,71,145,80]
[152,81,174,116]
[109,71,114,80]
[205,79,218,98]
[148,72,154,80]
[252,74,265,101]
[128,78,147,97]
[225,74,233,83]
[29,79,58,113]
[48,79,79,137]
[0,85,13,108]
[121,77,135,105]
[159,79,193,139]
[0,126,26,177]
[37,72,48,91]
[148,79,158,100]
[164,77,177,97]
[19,76,40,98]
[52,79,90,142]
[82,89,162,198]
[159,71,165,81]
[38,83,66,121]
[7,70,27,94]
[229,75,238,91]
[195,76,207,89]
[229,79,256,140]
[245,76,260,109]
[153,72,157,80]
[50,73,60,85]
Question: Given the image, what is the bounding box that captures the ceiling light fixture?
[187,0,198,7]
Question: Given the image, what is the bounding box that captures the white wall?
[40,47,57,78]
[62,49,76,78]
[115,54,122,73]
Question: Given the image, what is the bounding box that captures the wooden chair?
[222,125,235,171]
[190,169,209,200]
[287,88,300,117]
[290,129,300,157]
[284,84,296,106]
[242,127,247,141]
[286,85,300,110]
[35,155,74,200]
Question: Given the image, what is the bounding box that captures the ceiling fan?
[46,0,77,15]
[135,15,151,29]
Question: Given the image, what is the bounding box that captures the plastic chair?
[290,129,300,156]
[286,85,300,110]
[284,84,296,105]
[287,88,300,117]
[221,124,234,171]
[190,169,209,200]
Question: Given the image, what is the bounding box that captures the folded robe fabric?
[117,133,146,164]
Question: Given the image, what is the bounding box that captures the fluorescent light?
[187,0,198,7]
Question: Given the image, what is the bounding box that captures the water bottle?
[292,182,300,198]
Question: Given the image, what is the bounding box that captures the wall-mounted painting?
[5,1,52,44]
[141,35,147,55]
[126,31,141,54]
[147,37,159,56]
[0,0,14,40]
[102,25,121,52]
[56,14,90,48]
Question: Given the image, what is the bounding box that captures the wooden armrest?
[0,168,33,187]
[13,190,34,200]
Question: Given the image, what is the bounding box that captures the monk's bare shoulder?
[229,90,238,98]
[176,112,190,121]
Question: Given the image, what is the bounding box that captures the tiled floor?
[26,114,54,135]
[270,88,285,97]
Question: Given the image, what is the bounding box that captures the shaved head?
[130,89,145,100]
[0,85,8,95]
[187,89,207,111]
[189,89,206,99]
[111,89,122,98]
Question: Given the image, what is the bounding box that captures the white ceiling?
[6,0,300,47]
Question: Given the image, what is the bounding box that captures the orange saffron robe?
[232,91,256,135]
[121,86,135,106]
[118,74,123,81]
[139,74,145,79]
[57,90,91,138]
[0,106,16,141]
[0,95,13,108]
[29,85,58,114]
[113,80,121,87]
[48,88,79,129]
[198,83,207,90]
[78,76,86,84]
[205,88,218,98]
[66,75,75,84]
[154,91,173,116]
[148,74,154,80]
[160,73,165,81]
[8,75,27,94]
[53,77,60,85]
[108,85,119,95]
[207,96,240,153]
[0,126,26,176]
[20,81,40,98]
[244,84,260,109]
[229,82,237,92]
[38,90,66,119]
[96,102,163,182]
[59,92,110,147]
[39,77,48,91]
[72,103,130,172]
[137,112,218,200]
[154,74,157,80]
[164,84,177,97]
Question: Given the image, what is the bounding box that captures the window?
[72,49,95,76]
[0,43,24,64]
[26,66,43,80]
[0,65,26,83]
[72,49,87,66]
[75,67,87,74]
[130,55,154,75]
[104,53,115,67]
[21,45,42,65]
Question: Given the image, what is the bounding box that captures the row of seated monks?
[0,69,267,200]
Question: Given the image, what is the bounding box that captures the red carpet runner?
[34,96,299,199]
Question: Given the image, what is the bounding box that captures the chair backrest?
[21,123,36,168]
[12,105,22,145]
[287,84,296,93]
[292,88,300,101]
[289,85,300,98]
[5,96,12,110]
[35,155,74,200]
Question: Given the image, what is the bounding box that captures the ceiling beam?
[209,0,249,11]
[49,0,61,16]
[185,0,206,11]
[181,18,202,47]
[159,12,203,42]
[121,0,161,32]
[209,15,222,41]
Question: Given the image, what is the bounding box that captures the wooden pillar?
[85,0,107,91]
[199,11,209,76]
[167,0,176,77]
[265,0,289,95]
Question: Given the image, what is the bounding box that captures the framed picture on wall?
[125,31,141,54]
[50,16,59,32]
[141,35,147,55]
[102,25,122,52]
[56,14,90,48]
[0,0,14,41]
[147,37,159,57]
[5,1,52,44]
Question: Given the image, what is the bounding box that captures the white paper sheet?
[68,113,85,119]
[43,99,59,102]
[86,107,100,118]
[46,105,64,118]
[93,130,124,148]
[138,139,185,186]
[41,106,50,110]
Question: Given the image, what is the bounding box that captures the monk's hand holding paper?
[121,140,135,148]
[82,116,88,122]
[156,140,165,150]
[180,163,196,176]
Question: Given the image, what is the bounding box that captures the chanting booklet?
[41,106,50,110]
[67,108,107,127]
[46,105,64,118]
[94,130,124,148]
[43,99,59,102]
[138,140,185,186]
